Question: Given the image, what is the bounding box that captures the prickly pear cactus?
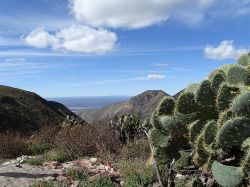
[188,120,205,144]
[238,53,250,67]
[196,80,217,121]
[202,121,217,145]
[216,83,239,112]
[212,161,244,187]
[217,117,250,149]
[231,92,250,118]
[175,92,197,125]
[157,96,175,116]
[226,65,248,85]
[211,71,226,96]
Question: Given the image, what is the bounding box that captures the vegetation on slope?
[0,85,75,132]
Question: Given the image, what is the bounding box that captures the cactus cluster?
[147,53,250,186]
[109,114,141,144]
[62,115,85,127]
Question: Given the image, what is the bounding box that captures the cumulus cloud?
[24,25,117,53]
[204,40,249,60]
[146,74,166,80]
[70,0,215,29]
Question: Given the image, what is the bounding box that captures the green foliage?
[212,161,244,187]
[45,149,74,163]
[246,65,250,85]
[174,150,191,171]
[30,143,50,155]
[202,121,217,145]
[160,116,186,135]
[149,128,169,148]
[231,92,250,118]
[208,69,226,81]
[211,71,226,96]
[62,115,84,127]
[110,114,141,144]
[217,109,234,128]
[238,54,250,67]
[32,180,70,187]
[157,96,175,116]
[67,167,88,181]
[217,117,250,149]
[175,92,197,125]
[117,160,157,187]
[226,65,248,85]
[193,134,209,166]
[176,92,197,114]
[148,57,250,186]
[25,156,46,166]
[185,83,200,94]
[196,80,217,120]
[216,83,239,112]
[241,149,250,183]
[81,176,114,187]
[189,120,205,143]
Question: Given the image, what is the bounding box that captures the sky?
[0,0,250,97]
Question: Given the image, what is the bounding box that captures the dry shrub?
[118,138,151,160]
[28,126,59,155]
[55,124,119,157]
[0,132,30,158]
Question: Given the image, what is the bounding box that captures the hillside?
[78,90,169,122]
[0,86,75,132]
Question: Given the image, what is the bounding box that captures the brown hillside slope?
[0,85,75,132]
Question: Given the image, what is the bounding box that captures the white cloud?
[147,74,166,80]
[154,63,169,67]
[204,40,249,60]
[25,27,58,48]
[4,58,26,62]
[24,25,117,54]
[70,0,215,29]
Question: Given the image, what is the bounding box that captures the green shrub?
[30,143,50,155]
[45,149,74,163]
[67,167,88,181]
[117,159,157,187]
[81,176,114,187]
[25,156,46,166]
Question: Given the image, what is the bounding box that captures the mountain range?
[78,90,170,123]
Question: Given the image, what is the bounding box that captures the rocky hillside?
[79,90,169,123]
[0,86,75,132]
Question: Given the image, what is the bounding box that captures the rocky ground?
[0,156,122,187]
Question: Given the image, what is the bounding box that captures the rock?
[96,164,106,171]
[90,157,98,164]
[43,161,62,169]
[44,176,54,181]
[57,175,67,182]
[120,181,125,186]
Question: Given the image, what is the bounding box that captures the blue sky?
[0,0,250,97]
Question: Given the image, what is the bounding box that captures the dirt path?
[0,163,60,187]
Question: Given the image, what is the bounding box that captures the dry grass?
[55,123,120,158]
[0,131,30,158]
